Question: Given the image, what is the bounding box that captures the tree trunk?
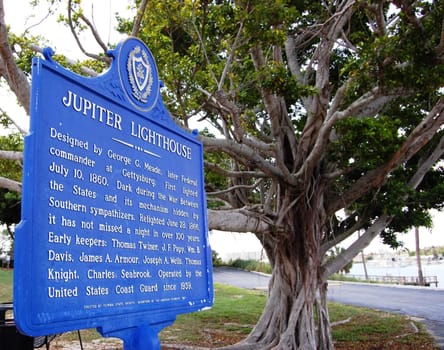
[219,187,333,350]
[219,246,333,350]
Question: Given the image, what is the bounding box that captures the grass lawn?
[1,269,439,349]
[0,268,13,301]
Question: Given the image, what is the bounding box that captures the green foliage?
[331,113,444,247]
[212,250,223,266]
[0,133,23,182]
[228,258,272,274]
[330,116,403,171]
[52,55,110,76]
[257,61,317,106]
[7,32,45,75]
[0,190,21,227]
[0,269,13,301]
[342,2,444,102]
[0,134,23,230]
[370,156,444,247]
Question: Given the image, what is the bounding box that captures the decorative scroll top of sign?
[14,37,213,350]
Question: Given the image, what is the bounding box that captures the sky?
[2,0,444,257]
[2,0,132,131]
[4,0,129,55]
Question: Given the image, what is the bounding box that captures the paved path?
[213,267,444,349]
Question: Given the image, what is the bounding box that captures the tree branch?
[213,90,244,143]
[199,87,274,154]
[250,44,297,178]
[204,160,267,178]
[296,88,400,181]
[322,214,392,280]
[0,175,21,193]
[207,178,263,196]
[435,16,444,59]
[0,150,23,161]
[218,21,244,90]
[0,0,30,114]
[78,8,108,54]
[321,212,369,255]
[131,0,149,37]
[408,133,444,190]
[357,1,387,37]
[202,136,293,185]
[191,16,218,86]
[67,0,110,63]
[296,0,356,174]
[208,208,270,234]
[29,44,98,76]
[285,34,315,110]
[0,106,27,134]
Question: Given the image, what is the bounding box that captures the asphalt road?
[213,267,444,349]
[213,267,271,290]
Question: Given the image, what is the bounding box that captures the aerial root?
[216,338,278,350]
[330,317,352,327]
[394,320,419,339]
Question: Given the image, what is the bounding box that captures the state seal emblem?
[116,37,159,112]
[127,45,153,103]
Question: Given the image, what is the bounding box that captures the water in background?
[346,258,444,288]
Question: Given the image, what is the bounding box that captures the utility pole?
[415,227,425,286]
[358,230,369,280]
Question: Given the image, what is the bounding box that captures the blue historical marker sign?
[14,37,213,348]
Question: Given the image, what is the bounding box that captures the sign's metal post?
[124,325,160,350]
[99,322,171,350]
[14,37,213,347]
